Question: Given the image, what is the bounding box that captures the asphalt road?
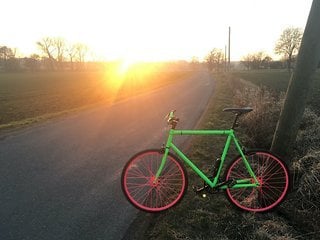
[0,70,215,240]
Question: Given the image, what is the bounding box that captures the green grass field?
[0,68,191,131]
[232,70,291,91]
[232,69,320,113]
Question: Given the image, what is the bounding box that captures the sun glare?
[101,58,158,103]
[118,58,137,75]
[101,58,143,101]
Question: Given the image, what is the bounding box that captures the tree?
[274,27,303,71]
[262,56,273,69]
[74,43,88,70]
[205,48,225,72]
[24,54,41,71]
[66,44,77,70]
[54,37,66,69]
[0,46,19,71]
[36,37,89,71]
[241,52,272,70]
[37,37,67,70]
[190,56,201,70]
[271,0,320,160]
[37,37,56,70]
[0,46,15,60]
[241,54,253,70]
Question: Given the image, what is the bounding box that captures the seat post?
[231,113,240,129]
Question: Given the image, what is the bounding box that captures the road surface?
[0,71,215,240]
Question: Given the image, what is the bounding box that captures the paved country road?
[0,71,215,240]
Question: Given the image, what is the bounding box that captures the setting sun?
[117,58,137,75]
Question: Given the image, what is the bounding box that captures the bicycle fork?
[154,130,174,183]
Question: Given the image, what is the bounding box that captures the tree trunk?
[271,0,320,162]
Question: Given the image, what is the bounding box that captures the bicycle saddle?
[223,107,253,115]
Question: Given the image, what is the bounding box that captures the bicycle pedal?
[192,185,208,193]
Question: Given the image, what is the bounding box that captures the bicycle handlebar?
[165,110,179,129]
[164,110,175,120]
[165,107,253,130]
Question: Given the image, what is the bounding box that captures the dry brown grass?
[231,71,320,239]
[229,76,284,149]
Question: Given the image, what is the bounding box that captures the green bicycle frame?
[155,129,260,189]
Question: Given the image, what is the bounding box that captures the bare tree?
[74,43,88,70]
[37,37,56,70]
[205,48,225,72]
[66,44,77,71]
[275,27,303,71]
[36,37,90,71]
[54,38,66,69]
[241,54,253,70]
[37,37,67,70]
[241,52,272,70]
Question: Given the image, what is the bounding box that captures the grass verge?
[233,70,320,238]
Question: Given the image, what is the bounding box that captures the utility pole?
[224,45,227,72]
[228,26,231,71]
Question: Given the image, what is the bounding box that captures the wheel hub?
[150,176,159,187]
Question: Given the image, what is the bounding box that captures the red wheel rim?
[226,152,289,212]
[123,151,186,212]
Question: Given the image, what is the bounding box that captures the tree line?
[205,27,311,72]
[0,37,90,72]
[0,27,317,73]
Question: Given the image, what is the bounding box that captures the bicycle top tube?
[165,108,252,131]
[171,129,233,136]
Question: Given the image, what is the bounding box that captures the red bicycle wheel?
[226,151,289,212]
[121,149,187,212]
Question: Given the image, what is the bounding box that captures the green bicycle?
[121,108,289,212]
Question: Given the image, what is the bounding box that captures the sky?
[1,0,313,62]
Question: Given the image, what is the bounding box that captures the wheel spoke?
[226,151,289,212]
[122,150,187,212]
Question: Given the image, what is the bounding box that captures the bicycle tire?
[225,150,289,212]
[121,149,188,212]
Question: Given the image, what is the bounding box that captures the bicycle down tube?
[155,129,260,189]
